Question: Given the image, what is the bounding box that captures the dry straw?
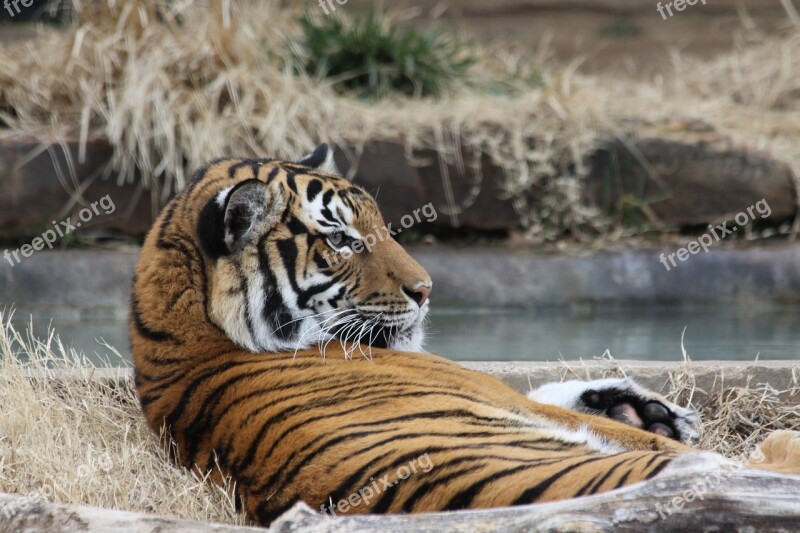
[0,313,247,526]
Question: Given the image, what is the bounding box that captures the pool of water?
[8,305,799,365]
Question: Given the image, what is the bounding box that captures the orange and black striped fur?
[131,144,800,525]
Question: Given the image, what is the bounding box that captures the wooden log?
[271,454,800,532]
[0,492,262,532]
[2,454,798,532]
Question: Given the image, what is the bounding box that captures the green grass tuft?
[291,11,475,99]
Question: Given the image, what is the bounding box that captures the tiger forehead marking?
[188,146,432,355]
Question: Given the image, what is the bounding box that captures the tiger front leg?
[529,377,701,445]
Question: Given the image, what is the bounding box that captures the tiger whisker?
[350,315,376,358]
[354,316,379,360]
[291,308,354,360]
[274,307,342,336]
[337,316,363,360]
[321,314,358,359]
[365,313,384,361]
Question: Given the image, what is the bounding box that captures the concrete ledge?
[0,248,138,312]
[412,243,800,307]
[462,359,799,402]
[3,244,800,311]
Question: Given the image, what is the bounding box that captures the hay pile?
[0,316,246,526]
[0,316,798,524]
[1,1,798,239]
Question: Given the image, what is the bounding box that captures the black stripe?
[287,216,307,235]
[254,391,515,477]
[333,447,571,516]
[470,455,613,508]
[251,404,520,495]
[130,295,178,343]
[399,465,483,512]
[334,431,559,470]
[216,373,376,467]
[613,468,633,489]
[155,199,180,249]
[306,179,323,202]
[227,159,261,179]
[645,457,673,479]
[256,235,299,341]
[285,172,298,194]
[266,167,281,181]
[181,364,297,465]
[235,260,260,347]
[275,237,335,310]
[576,455,637,496]
[163,361,247,431]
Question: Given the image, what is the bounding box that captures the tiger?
[130,143,800,526]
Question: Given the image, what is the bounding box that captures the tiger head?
[195,144,432,355]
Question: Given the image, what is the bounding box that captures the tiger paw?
[529,377,700,445]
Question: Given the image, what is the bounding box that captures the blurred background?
[0,0,798,363]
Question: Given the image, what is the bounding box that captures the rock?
[583,124,798,228]
[333,140,426,226]
[334,139,520,231]
[0,135,157,239]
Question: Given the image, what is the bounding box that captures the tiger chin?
[130,144,800,526]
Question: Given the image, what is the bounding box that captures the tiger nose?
[403,283,431,307]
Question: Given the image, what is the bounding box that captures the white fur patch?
[216,186,234,207]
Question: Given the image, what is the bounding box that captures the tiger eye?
[328,232,343,246]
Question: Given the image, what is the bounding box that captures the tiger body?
[130,146,797,526]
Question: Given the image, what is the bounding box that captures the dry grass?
[0,315,798,523]
[0,314,248,526]
[1,1,798,240]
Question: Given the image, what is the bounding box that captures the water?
[8,305,800,366]
[425,307,800,361]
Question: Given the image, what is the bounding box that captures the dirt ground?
[353,0,792,78]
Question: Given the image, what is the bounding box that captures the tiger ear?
[297,143,339,174]
[223,179,272,252]
[198,179,276,259]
